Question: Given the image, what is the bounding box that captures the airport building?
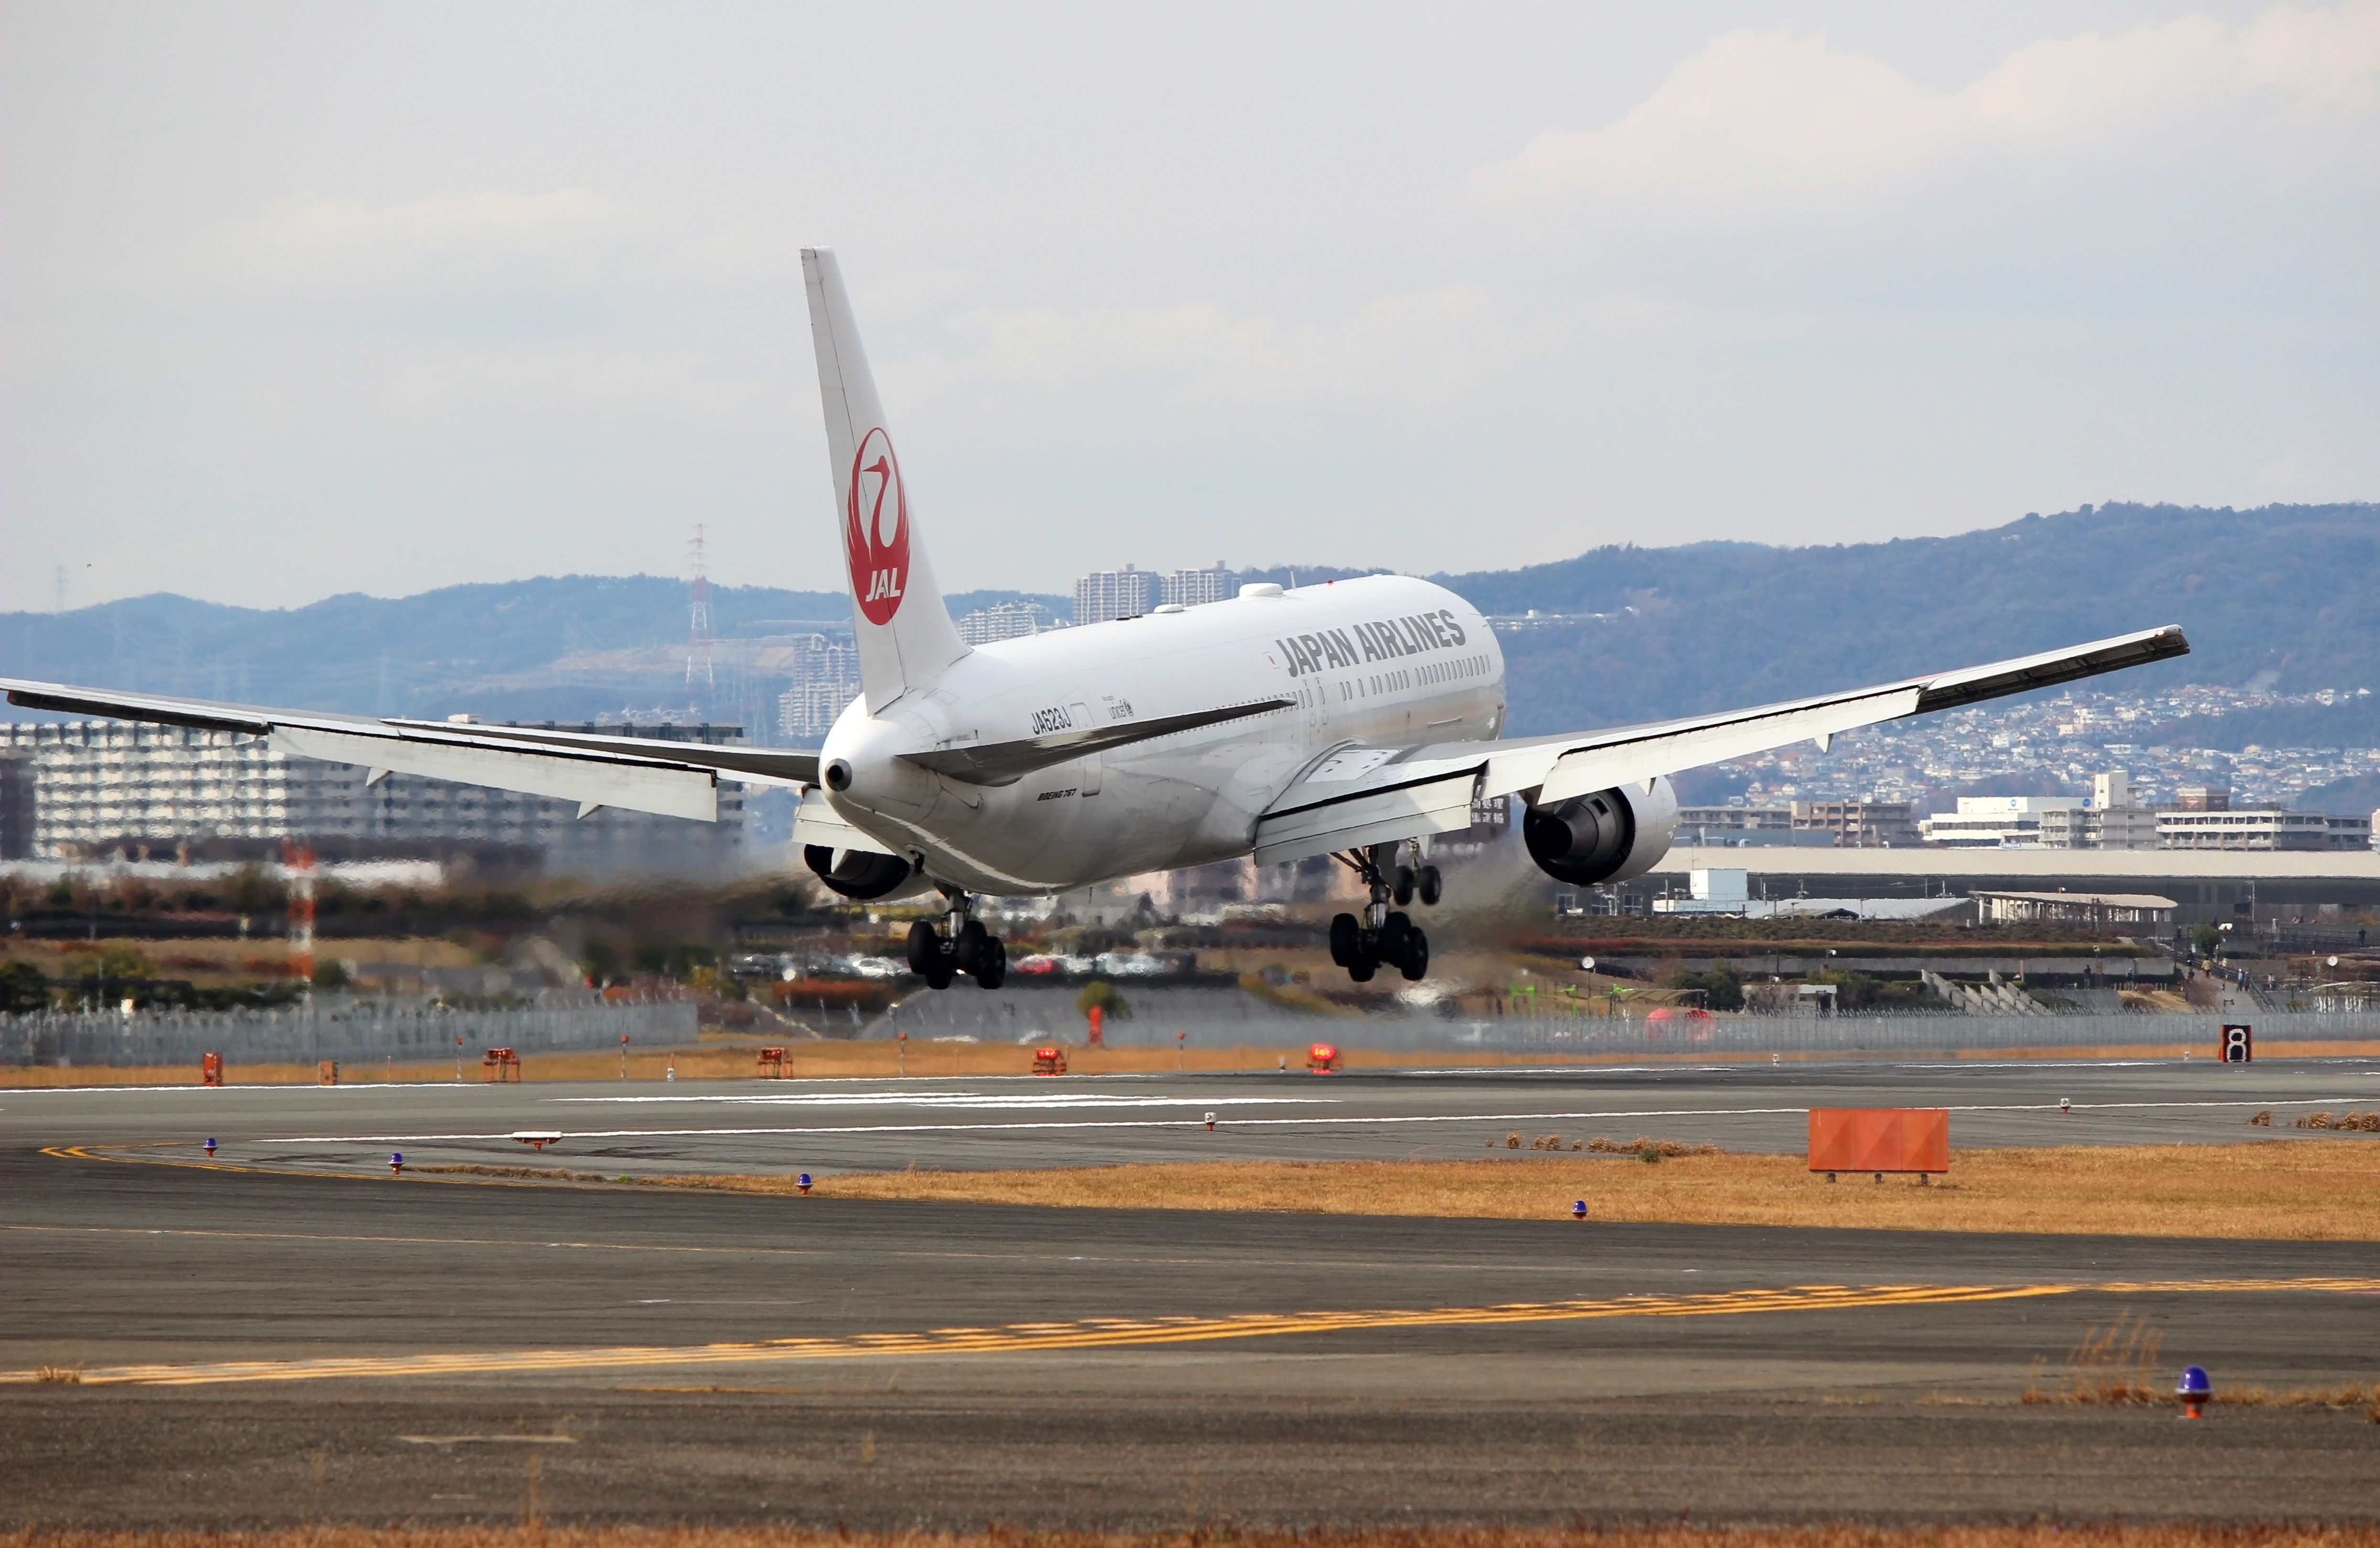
[0,720,747,875]
[1635,844,2380,926]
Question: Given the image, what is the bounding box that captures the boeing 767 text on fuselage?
[3,249,2189,988]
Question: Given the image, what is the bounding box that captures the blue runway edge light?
[2177,1364,2211,1419]
[1571,1200,1588,1220]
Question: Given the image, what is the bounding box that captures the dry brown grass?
[18,1033,2380,1088]
[2023,1310,2165,1404]
[658,1140,2380,1241]
[31,1362,83,1385]
[12,1526,2380,1548]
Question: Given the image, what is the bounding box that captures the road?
[7,1095,2380,1526]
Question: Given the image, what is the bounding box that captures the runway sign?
[2219,1023,2253,1063]
[1808,1107,1949,1176]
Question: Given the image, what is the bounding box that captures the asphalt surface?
[8,1060,2380,1526]
[8,1054,2380,1177]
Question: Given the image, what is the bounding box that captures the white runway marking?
[551,1090,1340,1109]
[246,1094,2366,1148]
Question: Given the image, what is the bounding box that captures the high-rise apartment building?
[774,634,862,743]
[1073,565,1159,624]
[1160,564,1233,608]
[956,600,1060,645]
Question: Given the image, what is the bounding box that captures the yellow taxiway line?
[9,1277,2378,1389]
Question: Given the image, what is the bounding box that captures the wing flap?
[1253,764,1482,867]
[792,786,898,857]
[0,676,780,823]
[1531,686,1920,805]
[272,725,719,823]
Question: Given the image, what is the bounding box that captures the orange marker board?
[1807,1107,1949,1174]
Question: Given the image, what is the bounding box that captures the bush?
[1664,960,1744,1011]
[1075,979,1131,1022]
[0,959,49,1013]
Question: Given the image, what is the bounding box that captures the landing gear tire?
[972,935,1007,990]
[909,906,1006,990]
[1348,958,1375,983]
[1379,911,1413,965]
[1328,913,1360,968]
[1417,864,1442,906]
[1399,926,1430,982]
[1392,865,1416,906]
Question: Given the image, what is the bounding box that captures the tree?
[2191,922,2223,957]
[0,959,48,1014]
[1075,979,1130,1022]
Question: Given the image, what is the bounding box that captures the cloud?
[1479,5,2380,238]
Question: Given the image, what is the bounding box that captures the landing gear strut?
[906,890,1006,990]
[1328,842,1438,983]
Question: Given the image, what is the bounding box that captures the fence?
[867,983,2380,1059]
[2,997,697,1069]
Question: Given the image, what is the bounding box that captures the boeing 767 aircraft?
[3,249,2188,990]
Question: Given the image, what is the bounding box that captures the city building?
[956,600,1060,645]
[2037,772,2161,850]
[1920,795,2086,848]
[774,634,862,742]
[0,748,33,860]
[2174,784,2230,812]
[1675,806,1811,847]
[2156,808,2372,852]
[1073,564,1159,624]
[1790,799,1921,847]
[0,720,747,875]
[1160,564,1234,608]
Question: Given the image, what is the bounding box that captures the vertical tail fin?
[802,247,969,713]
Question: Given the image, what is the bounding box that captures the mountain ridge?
[4,502,2374,739]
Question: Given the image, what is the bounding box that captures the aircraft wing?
[1252,623,2188,866]
[0,677,820,823]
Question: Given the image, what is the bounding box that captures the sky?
[2,1,2375,612]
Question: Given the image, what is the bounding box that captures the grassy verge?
[11,1526,2380,1548]
[11,1037,2380,1087]
[647,1140,2380,1241]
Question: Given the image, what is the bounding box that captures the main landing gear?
[1328,842,1441,984]
[906,891,1007,990]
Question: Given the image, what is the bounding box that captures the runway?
[8,1053,2379,1179]
[8,1108,2380,1525]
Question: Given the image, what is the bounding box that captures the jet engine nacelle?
[803,845,929,902]
[1522,776,1679,887]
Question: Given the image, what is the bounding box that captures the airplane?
[3,248,2190,991]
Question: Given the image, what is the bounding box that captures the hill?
[3,502,2376,741]
[1428,502,2380,734]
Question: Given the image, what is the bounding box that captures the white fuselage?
[821,575,1506,896]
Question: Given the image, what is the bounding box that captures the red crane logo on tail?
[846,427,909,625]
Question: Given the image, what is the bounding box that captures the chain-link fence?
[1,997,696,1069]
